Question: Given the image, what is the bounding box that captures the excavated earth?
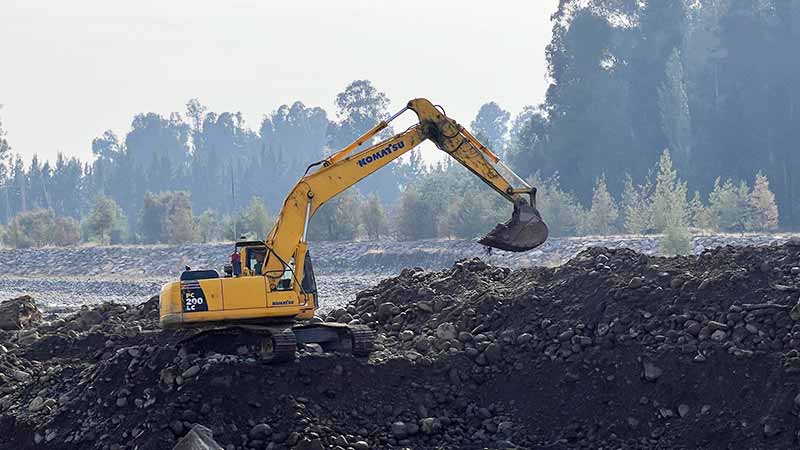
[3,241,800,449]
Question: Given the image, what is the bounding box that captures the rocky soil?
[2,240,800,449]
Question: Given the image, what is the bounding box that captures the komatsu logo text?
[358,141,405,168]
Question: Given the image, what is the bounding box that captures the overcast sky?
[0,0,557,163]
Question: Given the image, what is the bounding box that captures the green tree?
[658,48,692,172]
[140,192,168,243]
[309,190,361,241]
[689,191,712,230]
[238,197,274,239]
[84,195,125,244]
[747,172,778,231]
[164,191,195,243]
[361,193,388,240]
[650,150,688,232]
[53,216,80,246]
[660,221,693,256]
[395,187,437,240]
[527,173,585,237]
[708,177,750,232]
[327,80,401,202]
[621,174,652,235]
[440,189,504,239]
[471,102,510,155]
[194,210,220,243]
[579,174,618,235]
[140,191,196,243]
[0,105,10,213]
[3,209,56,248]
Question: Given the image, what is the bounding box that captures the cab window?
[276,257,295,291]
[301,251,317,294]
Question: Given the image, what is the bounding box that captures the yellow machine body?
[160,242,316,328]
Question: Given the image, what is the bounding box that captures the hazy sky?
[0,0,557,163]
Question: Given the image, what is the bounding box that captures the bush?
[361,193,388,240]
[395,187,437,240]
[747,172,778,231]
[2,209,81,248]
[708,177,750,232]
[579,174,618,235]
[84,195,126,244]
[3,209,55,248]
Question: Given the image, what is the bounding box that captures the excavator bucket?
[478,196,548,252]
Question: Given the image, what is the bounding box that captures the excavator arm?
[261,98,548,278]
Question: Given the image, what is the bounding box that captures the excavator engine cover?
[478,196,548,252]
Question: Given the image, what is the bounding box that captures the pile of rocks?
[3,240,800,449]
[350,242,800,366]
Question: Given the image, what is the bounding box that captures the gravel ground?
[0,274,382,315]
[0,233,796,315]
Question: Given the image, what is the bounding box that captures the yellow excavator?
[159,98,548,360]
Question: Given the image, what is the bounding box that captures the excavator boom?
[262,98,548,278]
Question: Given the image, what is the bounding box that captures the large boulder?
[0,295,42,330]
[172,424,223,450]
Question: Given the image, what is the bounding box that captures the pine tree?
[527,173,585,237]
[650,149,688,232]
[689,191,712,231]
[747,172,778,231]
[708,177,750,232]
[621,174,652,235]
[580,174,618,235]
[658,48,692,171]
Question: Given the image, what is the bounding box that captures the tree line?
[1,0,799,247]
[507,0,800,228]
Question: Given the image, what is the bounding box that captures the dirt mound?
[1,241,800,450]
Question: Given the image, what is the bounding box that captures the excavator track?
[349,325,376,357]
[292,322,376,357]
[175,322,375,362]
[177,325,297,363]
